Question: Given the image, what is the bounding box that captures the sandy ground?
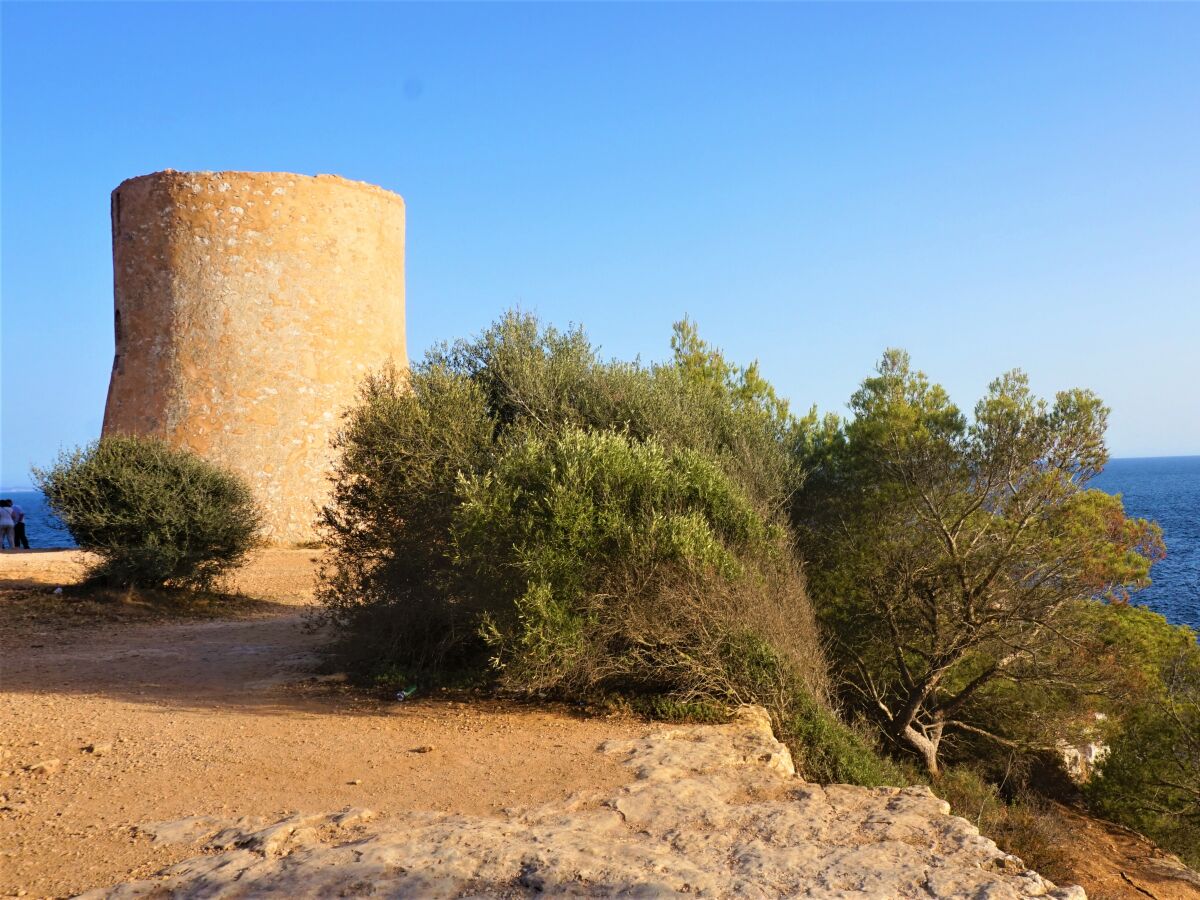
[0,550,645,898]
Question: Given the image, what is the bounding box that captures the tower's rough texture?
[102,170,407,544]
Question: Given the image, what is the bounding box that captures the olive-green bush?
[35,436,261,589]
[321,310,898,784]
[454,427,825,703]
[320,310,806,673]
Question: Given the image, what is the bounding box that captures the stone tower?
[102,170,407,544]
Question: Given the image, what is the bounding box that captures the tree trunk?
[900,721,943,777]
[890,677,946,776]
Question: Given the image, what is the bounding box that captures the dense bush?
[455,426,825,707]
[321,310,898,783]
[35,436,261,589]
[319,364,494,670]
[1084,609,1200,866]
[320,311,804,669]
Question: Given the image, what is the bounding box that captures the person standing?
[0,500,14,550]
[11,500,30,549]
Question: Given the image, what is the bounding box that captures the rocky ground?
[2,550,1198,899]
[75,707,1089,899]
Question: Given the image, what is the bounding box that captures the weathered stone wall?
[102,170,407,544]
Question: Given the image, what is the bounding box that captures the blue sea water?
[4,455,1197,629]
[1092,456,1200,632]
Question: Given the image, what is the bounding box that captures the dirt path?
[0,551,644,898]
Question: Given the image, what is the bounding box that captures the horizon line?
[4,452,1199,494]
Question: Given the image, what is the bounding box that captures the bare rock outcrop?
[79,707,1084,898]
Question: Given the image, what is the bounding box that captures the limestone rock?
[77,707,1085,898]
[330,808,375,828]
[26,759,61,777]
[136,816,228,846]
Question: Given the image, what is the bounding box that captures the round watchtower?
[102,170,407,544]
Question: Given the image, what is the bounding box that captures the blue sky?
[3,2,1198,487]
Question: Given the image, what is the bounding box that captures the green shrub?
[34,436,261,589]
[321,310,904,785]
[454,427,827,705]
[320,364,494,672]
[779,698,912,786]
[1085,631,1200,867]
[320,311,811,676]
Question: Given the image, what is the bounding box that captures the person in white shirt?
[0,501,14,550]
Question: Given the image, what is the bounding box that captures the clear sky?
[3,2,1198,487]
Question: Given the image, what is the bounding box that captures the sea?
[3,455,1197,629]
[1091,456,1199,632]
[2,489,75,549]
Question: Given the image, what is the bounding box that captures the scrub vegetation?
[321,309,1199,865]
[35,435,261,590]
[320,312,887,783]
